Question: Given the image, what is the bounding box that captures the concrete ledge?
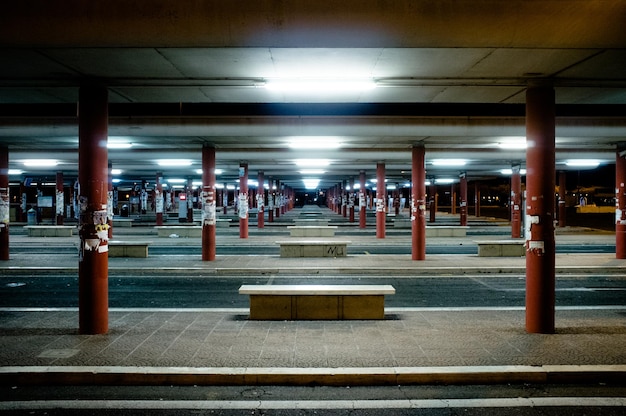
[155,226,201,238]
[216,218,232,228]
[108,241,151,258]
[426,226,469,237]
[239,284,394,320]
[287,226,337,237]
[2,365,624,386]
[23,225,75,237]
[113,218,134,227]
[293,219,330,227]
[276,240,350,257]
[476,240,525,257]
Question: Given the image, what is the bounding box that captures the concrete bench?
[113,218,134,227]
[24,225,75,237]
[287,226,337,237]
[293,219,330,227]
[392,218,412,228]
[239,284,395,320]
[426,226,469,237]
[276,240,349,257]
[216,218,232,228]
[108,241,151,258]
[155,226,201,238]
[476,240,526,257]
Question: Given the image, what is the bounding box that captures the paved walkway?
[1,208,625,385]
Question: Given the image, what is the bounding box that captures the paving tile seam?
[2,365,625,386]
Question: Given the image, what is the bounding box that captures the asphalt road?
[2,273,625,309]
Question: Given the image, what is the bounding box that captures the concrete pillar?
[412,145,426,261]
[525,85,556,334]
[78,85,109,335]
[55,171,64,225]
[239,162,249,238]
[616,145,626,258]
[359,170,366,229]
[460,173,467,226]
[155,172,164,226]
[511,166,522,238]
[257,170,265,228]
[376,162,386,239]
[558,171,567,227]
[0,146,9,261]
[202,145,216,261]
[475,182,481,217]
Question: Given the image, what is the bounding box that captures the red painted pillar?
[202,145,217,261]
[268,179,275,222]
[223,185,228,214]
[429,182,437,223]
[475,182,481,217]
[511,166,522,238]
[186,178,194,223]
[257,170,265,228]
[525,85,556,334]
[78,85,109,335]
[359,171,366,229]
[412,145,426,261]
[0,146,9,261]
[460,173,467,226]
[349,177,355,222]
[558,171,566,227]
[616,145,626,258]
[155,172,164,226]
[239,162,249,238]
[376,162,386,239]
[451,184,457,215]
[55,171,64,225]
[275,180,280,219]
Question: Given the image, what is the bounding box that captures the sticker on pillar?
[155,190,164,214]
[376,198,385,212]
[56,190,64,216]
[0,187,9,225]
[202,190,216,225]
[239,193,248,219]
[616,209,626,225]
[528,240,545,255]
[256,194,264,210]
[107,190,113,221]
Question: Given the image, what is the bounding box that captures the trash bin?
[27,208,37,225]
[121,204,129,217]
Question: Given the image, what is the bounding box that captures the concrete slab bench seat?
[155,226,201,238]
[113,218,134,227]
[287,226,337,237]
[426,226,469,237]
[239,284,395,320]
[476,240,525,257]
[216,218,232,227]
[293,219,330,227]
[24,225,75,237]
[276,239,350,257]
[108,240,151,258]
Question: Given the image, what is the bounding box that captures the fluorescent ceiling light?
[23,159,58,167]
[353,183,361,189]
[302,179,320,190]
[497,138,527,149]
[432,159,466,167]
[196,169,223,175]
[157,159,192,167]
[387,185,397,190]
[111,169,122,175]
[295,159,330,167]
[266,78,375,93]
[565,159,601,168]
[107,142,133,149]
[8,169,23,175]
[300,169,326,174]
[167,178,186,184]
[435,178,455,184]
[112,178,122,184]
[500,168,527,175]
[288,137,342,149]
[425,180,432,186]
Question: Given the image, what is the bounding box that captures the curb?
[2,365,625,386]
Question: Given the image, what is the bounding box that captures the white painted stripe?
[1,397,625,410]
[1,305,625,313]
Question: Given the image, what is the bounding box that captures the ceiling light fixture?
[302,179,321,190]
[295,159,330,167]
[265,78,376,93]
[23,159,58,167]
[288,137,342,149]
[157,159,192,167]
[299,169,326,174]
[500,168,527,175]
[497,137,527,149]
[107,142,133,149]
[8,169,23,175]
[435,178,455,184]
[565,159,601,168]
[432,159,467,167]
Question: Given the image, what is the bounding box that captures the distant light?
[167,178,186,184]
[299,169,326,174]
[302,179,320,189]
[353,183,361,190]
[566,159,601,168]
[425,180,431,186]
[226,185,236,190]
[387,184,397,190]
[157,159,192,167]
[112,178,122,184]
[111,169,122,175]
[295,159,330,167]
[497,138,527,149]
[432,159,466,167]
[107,142,133,149]
[8,169,23,175]
[266,78,376,93]
[215,184,224,189]
[288,137,341,149]
[192,181,202,187]
[500,168,527,175]
[196,169,223,175]
[23,159,58,167]
[435,178,455,184]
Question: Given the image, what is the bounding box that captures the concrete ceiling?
[1,1,625,190]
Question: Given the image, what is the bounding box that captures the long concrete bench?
[24,225,75,237]
[239,284,395,320]
[293,219,330,227]
[155,226,201,238]
[476,240,526,257]
[113,218,135,227]
[426,226,469,237]
[108,241,151,258]
[287,226,337,237]
[276,240,349,257]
